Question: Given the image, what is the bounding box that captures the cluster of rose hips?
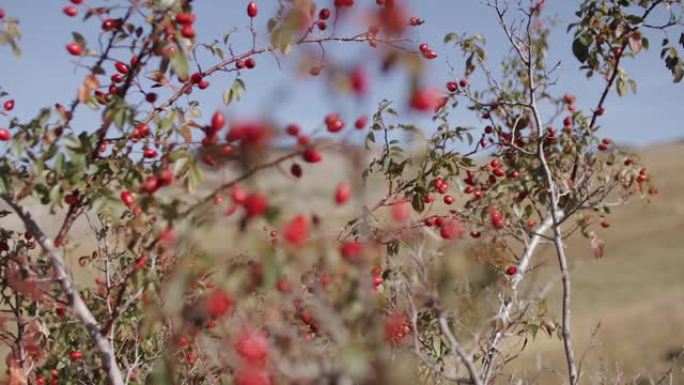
[384,312,411,346]
[315,7,331,31]
[175,11,197,39]
[418,43,437,60]
[0,232,37,254]
[446,79,469,93]
[35,369,62,385]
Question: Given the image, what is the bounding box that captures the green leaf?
[223,78,246,105]
[572,36,590,63]
[72,32,86,47]
[444,32,458,43]
[170,47,189,79]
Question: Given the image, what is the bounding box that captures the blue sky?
[0,0,681,147]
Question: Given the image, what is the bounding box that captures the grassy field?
[1,141,682,383]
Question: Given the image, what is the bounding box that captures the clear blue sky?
[0,0,681,147]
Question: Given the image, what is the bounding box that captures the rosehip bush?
[0,1,681,385]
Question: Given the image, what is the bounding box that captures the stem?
[438,315,484,385]
[528,49,578,385]
[480,214,557,383]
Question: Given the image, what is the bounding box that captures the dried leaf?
[628,32,643,54]
[7,365,27,385]
[589,231,606,258]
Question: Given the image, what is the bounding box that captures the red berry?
[245,57,256,69]
[66,43,83,56]
[349,67,368,95]
[283,214,309,247]
[446,81,458,92]
[562,93,576,105]
[491,211,505,229]
[64,192,79,205]
[198,80,210,89]
[69,351,83,360]
[290,163,302,178]
[231,185,248,204]
[391,200,410,222]
[159,168,174,186]
[181,24,196,39]
[120,191,135,207]
[102,18,123,31]
[422,49,438,59]
[247,1,258,18]
[135,255,147,270]
[243,193,269,218]
[210,111,226,133]
[443,195,455,205]
[439,219,462,240]
[410,88,438,112]
[340,241,364,261]
[235,367,271,385]
[134,123,150,138]
[317,21,327,30]
[141,176,160,194]
[115,61,129,75]
[205,289,233,319]
[175,13,196,25]
[354,115,368,129]
[234,332,269,364]
[418,43,429,52]
[505,266,518,276]
[70,0,84,4]
[145,92,158,103]
[319,8,331,20]
[384,313,411,346]
[63,6,78,17]
[459,79,469,88]
[0,128,10,141]
[285,124,300,136]
[143,148,157,159]
[600,220,610,228]
[325,114,344,132]
[202,154,217,167]
[596,107,605,116]
[302,147,322,163]
[236,60,246,69]
[297,134,310,146]
[335,182,351,205]
[492,168,505,177]
[190,72,203,84]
